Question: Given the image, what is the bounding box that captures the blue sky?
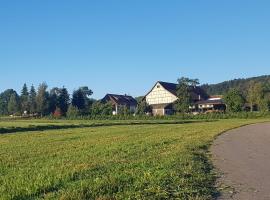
[1,0,270,98]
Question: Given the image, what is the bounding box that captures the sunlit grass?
[0,119,268,200]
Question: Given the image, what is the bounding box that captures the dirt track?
[211,123,270,200]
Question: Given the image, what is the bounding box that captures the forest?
[202,75,270,96]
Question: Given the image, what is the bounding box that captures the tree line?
[0,83,149,118]
[0,83,110,117]
[223,81,270,112]
[173,77,270,113]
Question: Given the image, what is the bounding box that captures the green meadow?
[0,119,268,200]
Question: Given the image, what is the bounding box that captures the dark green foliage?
[72,87,93,113]
[202,75,270,96]
[8,93,20,115]
[174,77,200,113]
[90,101,113,116]
[136,99,151,115]
[49,88,58,114]
[57,87,70,115]
[29,85,37,114]
[224,89,245,112]
[49,87,70,116]
[20,83,29,113]
[0,84,92,117]
[0,89,18,115]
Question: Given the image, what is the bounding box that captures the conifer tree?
[20,83,29,113]
[29,85,37,114]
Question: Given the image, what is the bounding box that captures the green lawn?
[0,119,268,200]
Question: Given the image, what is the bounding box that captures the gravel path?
[211,123,270,200]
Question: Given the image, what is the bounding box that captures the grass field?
[0,119,268,200]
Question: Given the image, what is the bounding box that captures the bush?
[66,105,80,119]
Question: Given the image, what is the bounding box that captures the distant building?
[144,81,208,115]
[101,94,137,115]
[195,95,226,113]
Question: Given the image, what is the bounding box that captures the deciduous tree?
[8,93,20,115]
[72,86,93,113]
[174,77,200,113]
[224,89,245,112]
[0,89,18,115]
[36,83,49,116]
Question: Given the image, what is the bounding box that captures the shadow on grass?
[0,120,217,135]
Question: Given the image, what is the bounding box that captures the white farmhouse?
[145,81,208,115]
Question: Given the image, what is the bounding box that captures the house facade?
[101,94,137,115]
[145,81,208,115]
[195,96,226,113]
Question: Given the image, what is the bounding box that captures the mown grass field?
[0,118,268,200]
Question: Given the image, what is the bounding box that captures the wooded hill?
[201,75,270,96]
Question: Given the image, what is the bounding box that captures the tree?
[257,98,269,112]
[66,105,80,118]
[201,75,270,96]
[0,89,18,115]
[136,99,151,115]
[118,105,131,116]
[72,86,93,113]
[36,83,49,116]
[8,93,20,115]
[224,89,245,112]
[174,77,200,113]
[247,81,262,111]
[29,85,37,114]
[20,83,29,113]
[90,101,113,116]
[48,87,70,116]
[72,89,85,110]
[48,87,59,114]
[57,87,70,115]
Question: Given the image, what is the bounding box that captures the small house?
[101,94,137,115]
[195,95,226,113]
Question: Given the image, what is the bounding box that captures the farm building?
[195,95,226,113]
[101,94,137,115]
[144,81,209,115]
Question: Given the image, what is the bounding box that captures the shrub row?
[43,111,270,120]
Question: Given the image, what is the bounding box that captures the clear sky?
[1,0,270,98]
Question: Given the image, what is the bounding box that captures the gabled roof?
[101,94,137,106]
[145,81,209,101]
[196,99,225,105]
[158,81,178,96]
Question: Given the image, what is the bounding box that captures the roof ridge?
[158,81,177,85]
[107,93,132,97]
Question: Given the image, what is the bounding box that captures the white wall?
[146,83,178,105]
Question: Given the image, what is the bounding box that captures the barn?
[144,81,208,115]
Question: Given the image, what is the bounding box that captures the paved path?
[211,123,270,200]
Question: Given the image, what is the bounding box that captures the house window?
[157,85,160,88]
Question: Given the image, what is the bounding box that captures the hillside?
[201,75,270,96]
